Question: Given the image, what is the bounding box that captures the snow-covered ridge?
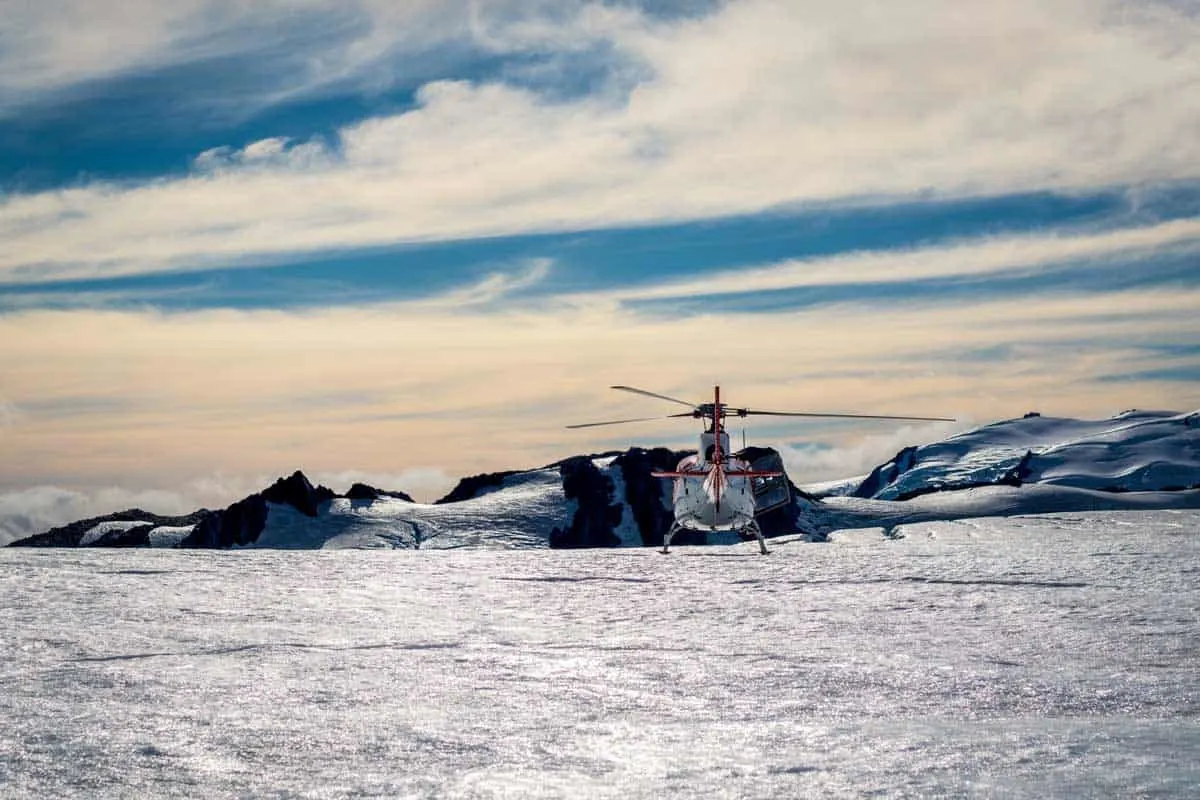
[8,410,1200,550]
[842,409,1200,501]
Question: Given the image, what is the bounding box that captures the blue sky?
[0,0,1198,537]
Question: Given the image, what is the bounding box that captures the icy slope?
[253,468,572,550]
[9,411,1199,550]
[9,450,696,551]
[241,453,688,551]
[847,410,1200,501]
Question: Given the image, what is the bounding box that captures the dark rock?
[754,476,821,539]
[853,445,920,498]
[435,471,519,504]
[1002,450,1035,486]
[92,524,156,547]
[345,483,415,503]
[178,470,337,548]
[9,509,209,547]
[261,471,335,517]
[613,447,691,547]
[550,456,622,548]
[180,495,269,548]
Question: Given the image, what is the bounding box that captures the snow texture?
[1,510,1197,798]
[9,411,1200,551]
[852,410,1200,501]
[78,520,149,546]
[232,411,1200,550]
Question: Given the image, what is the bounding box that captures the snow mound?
[78,520,150,546]
[852,410,1200,500]
[233,452,690,551]
[11,413,1198,551]
[247,467,571,550]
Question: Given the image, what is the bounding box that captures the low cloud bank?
[0,467,454,546]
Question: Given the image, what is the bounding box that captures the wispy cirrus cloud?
[1,0,1197,285]
[422,258,555,309]
[0,1,475,114]
[582,217,1200,306]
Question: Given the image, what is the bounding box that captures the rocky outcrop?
[179,471,336,548]
[435,471,520,504]
[261,471,336,517]
[550,456,623,548]
[11,470,346,549]
[345,483,414,502]
[180,495,269,548]
[853,445,920,498]
[613,447,692,547]
[550,446,812,548]
[9,448,816,550]
[9,509,210,547]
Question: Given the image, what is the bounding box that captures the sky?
[1,0,1198,541]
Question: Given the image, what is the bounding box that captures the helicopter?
[568,385,955,554]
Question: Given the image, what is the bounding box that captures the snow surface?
[1,510,1197,798]
[11,411,1199,552]
[854,410,1199,500]
[240,457,647,551]
[604,464,642,548]
[78,520,148,546]
[230,411,1193,552]
[146,526,195,548]
[247,467,570,551]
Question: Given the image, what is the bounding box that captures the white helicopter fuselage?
[668,431,757,532]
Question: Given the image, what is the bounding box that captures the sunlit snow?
[2,510,1197,798]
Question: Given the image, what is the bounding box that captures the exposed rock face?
[180,471,337,548]
[754,478,820,539]
[614,447,698,547]
[345,483,414,502]
[261,471,336,517]
[550,456,623,548]
[9,448,815,549]
[9,469,412,549]
[181,495,269,548]
[435,471,520,504]
[862,448,1037,502]
[854,446,919,498]
[9,509,209,547]
[550,446,811,548]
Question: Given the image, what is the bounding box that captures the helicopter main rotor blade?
[610,385,698,409]
[565,413,694,429]
[740,410,956,422]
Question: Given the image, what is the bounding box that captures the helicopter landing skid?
[659,520,769,555]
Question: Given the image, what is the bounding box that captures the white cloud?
[0,475,264,546]
[311,468,456,503]
[1,278,1197,501]
[1,0,1197,284]
[582,217,1200,305]
[776,420,971,487]
[421,258,554,308]
[0,1,476,114]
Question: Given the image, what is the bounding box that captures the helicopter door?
[744,450,791,514]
